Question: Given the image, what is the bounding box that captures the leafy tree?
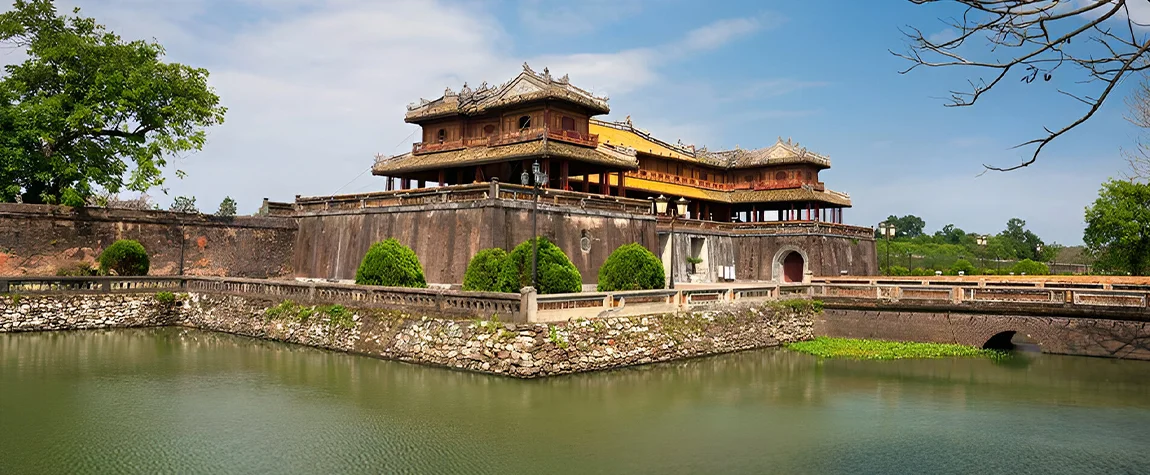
[355,238,427,288]
[97,239,149,276]
[597,243,665,292]
[1084,180,1150,276]
[0,1,225,204]
[216,196,237,217]
[878,214,925,239]
[169,196,198,214]
[998,218,1048,262]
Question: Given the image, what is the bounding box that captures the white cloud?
[4,0,775,212]
[518,0,643,36]
[676,15,778,53]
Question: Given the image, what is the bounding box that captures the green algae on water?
[786,337,1004,360]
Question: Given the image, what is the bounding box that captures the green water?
[2,329,1149,475]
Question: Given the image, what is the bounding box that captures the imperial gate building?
[286,65,876,285]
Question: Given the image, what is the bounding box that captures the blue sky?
[2,0,1143,245]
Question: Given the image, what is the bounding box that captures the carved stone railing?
[532,285,812,322]
[0,276,524,321]
[0,276,187,294]
[294,182,654,216]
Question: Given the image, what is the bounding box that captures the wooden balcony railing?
[411,128,599,155]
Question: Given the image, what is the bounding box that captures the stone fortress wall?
[0,203,296,278]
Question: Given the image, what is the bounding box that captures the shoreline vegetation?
[787,337,1005,360]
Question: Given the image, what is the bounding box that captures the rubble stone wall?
[0,293,814,378]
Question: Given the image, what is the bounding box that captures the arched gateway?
[772,246,809,283]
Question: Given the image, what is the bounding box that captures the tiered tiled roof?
[590,119,831,169]
[404,63,610,122]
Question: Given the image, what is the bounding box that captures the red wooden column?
[400,177,408,190]
[582,174,590,192]
[560,161,569,190]
[599,172,609,195]
[543,159,551,188]
[618,169,627,197]
[437,170,446,187]
[751,205,757,222]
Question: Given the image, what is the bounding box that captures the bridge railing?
[810,283,1150,309]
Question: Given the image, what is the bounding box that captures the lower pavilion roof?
[578,175,852,207]
[372,139,638,175]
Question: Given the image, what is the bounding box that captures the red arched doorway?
[782,252,804,283]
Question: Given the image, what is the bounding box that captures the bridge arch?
[771,246,809,283]
[982,331,1017,351]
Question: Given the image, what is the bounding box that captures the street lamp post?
[878,221,896,274]
[521,160,548,290]
[654,195,689,289]
[976,234,988,269]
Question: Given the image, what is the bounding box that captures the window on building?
[483,124,495,136]
[775,171,787,181]
[561,116,576,131]
[806,171,813,181]
[437,129,446,143]
[518,116,531,130]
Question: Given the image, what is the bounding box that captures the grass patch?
[787,337,1004,360]
[769,299,823,314]
[155,291,176,305]
[265,300,357,328]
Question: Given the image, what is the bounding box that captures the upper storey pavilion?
[372,64,853,224]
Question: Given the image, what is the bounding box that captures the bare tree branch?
[899,0,1150,171]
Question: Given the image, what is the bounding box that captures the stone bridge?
[811,282,1150,360]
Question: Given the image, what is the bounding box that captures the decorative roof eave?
[589,119,833,170]
[618,176,852,207]
[403,63,610,123]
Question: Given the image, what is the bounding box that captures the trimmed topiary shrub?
[597,243,665,291]
[463,248,513,292]
[98,240,150,276]
[1011,259,1050,276]
[500,237,581,294]
[355,238,427,288]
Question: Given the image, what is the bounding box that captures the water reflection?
[3,329,1149,475]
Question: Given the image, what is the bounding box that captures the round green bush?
[98,240,150,276]
[597,243,665,291]
[949,259,976,275]
[462,248,512,292]
[500,237,582,294]
[355,238,427,288]
[1010,259,1049,276]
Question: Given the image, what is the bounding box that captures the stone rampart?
[0,203,297,278]
[0,291,813,378]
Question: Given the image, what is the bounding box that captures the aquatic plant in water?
[787,337,1004,360]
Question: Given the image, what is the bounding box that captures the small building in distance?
[288,64,876,285]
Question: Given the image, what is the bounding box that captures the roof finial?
[543,67,550,80]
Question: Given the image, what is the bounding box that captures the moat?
[3,329,1149,474]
